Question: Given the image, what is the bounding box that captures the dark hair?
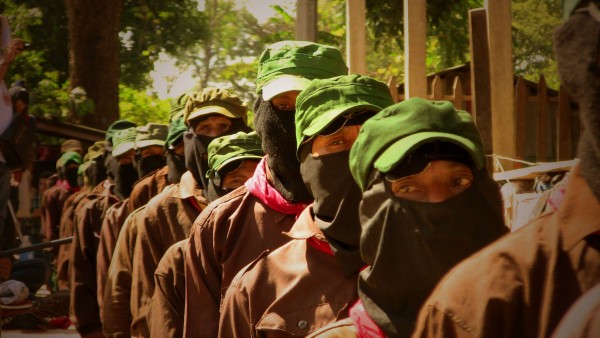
[9,86,29,105]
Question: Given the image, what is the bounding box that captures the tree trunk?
[65,0,123,130]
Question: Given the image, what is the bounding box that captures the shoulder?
[305,318,358,338]
[192,185,252,231]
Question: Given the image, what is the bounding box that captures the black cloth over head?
[166,151,186,184]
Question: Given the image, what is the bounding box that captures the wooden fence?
[390,72,580,166]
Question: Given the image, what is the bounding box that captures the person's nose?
[426,185,454,203]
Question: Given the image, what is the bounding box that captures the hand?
[2,38,25,65]
[0,257,12,281]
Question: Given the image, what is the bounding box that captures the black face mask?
[87,158,107,187]
[357,171,507,337]
[166,151,186,184]
[64,167,80,189]
[300,150,365,275]
[104,151,118,180]
[135,154,166,178]
[109,161,138,200]
[253,96,312,203]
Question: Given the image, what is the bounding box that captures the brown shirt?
[41,181,76,242]
[219,206,357,338]
[128,165,169,212]
[70,180,119,336]
[183,186,299,338]
[412,166,600,338]
[102,206,146,338]
[131,172,206,337]
[147,239,188,338]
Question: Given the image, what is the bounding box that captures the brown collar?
[284,204,327,241]
[174,171,207,206]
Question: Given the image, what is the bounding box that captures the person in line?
[147,130,265,338]
[411,1,600,337]
[218,74,394,337]
[183,40,348,337]
[310,98,508,337]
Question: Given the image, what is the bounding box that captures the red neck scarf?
[349,299,386,338]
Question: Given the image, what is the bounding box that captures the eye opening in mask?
[300,110,373,149]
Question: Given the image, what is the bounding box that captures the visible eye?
[275,103,293,111]
[391,179,423,195]
[217,123,231,132]
[451,175,473,187]
[327,137,346,147]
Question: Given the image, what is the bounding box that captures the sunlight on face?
[116,149,135,165]
[270,91,300,111]
[389,160,474,203]
[310,125,361,157]
[221,160,260,190]
[192,115,232,137]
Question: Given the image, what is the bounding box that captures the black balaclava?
[357,169,507,337]
[253,96,312,203]
[135,154,166,178]
[300,149,365,275]
[64,166,80,189]
[166,151,186,184]
[205,160,244,202]
[183,118,251,190]
[104,150,118,180]
[554,11,600,199]
[88,157,107,187]
[108,158,139,199]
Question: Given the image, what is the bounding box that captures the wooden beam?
[537,75,548,161]
[556,86,572,160]
[296,0,318,42]
[346,0,367,74]
[486,0,516,168]
[404,0,427,98]
[469,8,493,168]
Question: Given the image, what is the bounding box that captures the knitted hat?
[349,98,486,191]
[205,131,264,179]
[106,120,137,144]
[184,87,247,124]
[256,41,348,100]
[61,139,83,155]
[166,116,187,149]
[295,74,394,150]
[135,123,168,149]
[112,127,137,157]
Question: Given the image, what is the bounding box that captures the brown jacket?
[147,239,188,338]
[102,206,146,338]
[131,172,206,337]
[41,181,76,242]
[128,165,169,212]
[412,166,600,338]
[219,206,357,338]
[183,186,299,338]
[70,180,119,336]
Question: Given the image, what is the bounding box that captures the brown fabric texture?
[147,239,188,338]
[41,182,75,242]
[102,206,146,338]
[131,172,206,337]
[183,186,297,338]
[127,165,169,211]
[306,318,359,338]
[70,180,119,336]
[219,206,357,338]
[412,165,600,338]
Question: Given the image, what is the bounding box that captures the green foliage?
[118,85,171,126]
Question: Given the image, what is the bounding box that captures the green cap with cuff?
[170,92,191,122]
[135,123,168,149]
[205,131,264,179]
[87,141,107,161]
[256,40,348,101]
[349,97,486,191]
[61,139,83,155]
[184,87,247,125]
[295,74,394,150]
[166,116,187,149]
[56,151,83,170]
[112,127,137,157]
[106,120,137,144]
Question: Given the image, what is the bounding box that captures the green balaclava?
[349,98,508,337]
[295,74,394,275]
[204,131,264,202]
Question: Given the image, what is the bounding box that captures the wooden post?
[468,8,493,167]
[537,75,548,162]
[515,77,527,162]
[296,0,318,42]
[431,76,443,100]
[452,76,464,110]
[404,0,427,99]
[556,86,572,160]
[485,0,516,168]
[346,0,367,74]
[387,76,399,102]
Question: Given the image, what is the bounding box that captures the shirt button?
[297,320,308,330]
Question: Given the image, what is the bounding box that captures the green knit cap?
[295,74,394,151]
[135,123,168,149]
[205,131,264,179]
[349,98,486,191]
[106,120,137,144]
[184,87,247,125]
[256,41,348,100]
[56,151,82,169]
[112,127,137,157]
[166,116,187,149]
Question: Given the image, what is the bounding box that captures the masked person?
[163,116,188,185]
[218,74,393,337]
[70,126,138,338]
[411,2,600,337]
[127,86,248,337]
[308,98,508,338]
[183,40,348,338]
[96,122,169,321]
[147,131,264,338]
[41,151,82,243]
